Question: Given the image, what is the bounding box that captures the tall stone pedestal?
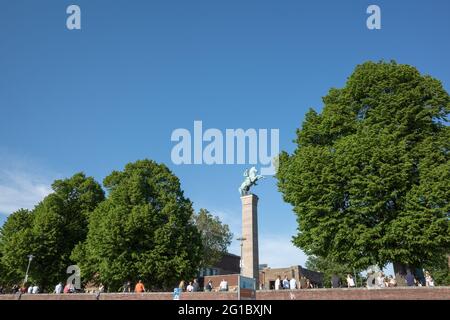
[241,194,259,287]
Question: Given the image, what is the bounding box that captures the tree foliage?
[193,209,233,269]
[72,159,203,291]
[277,61,450,273]
[0,173,104,289]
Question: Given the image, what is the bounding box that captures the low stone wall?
[257,287,450,300]
[0,287,448,300]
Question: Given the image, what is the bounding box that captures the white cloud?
[0,152,55,217]
[0,169,52,216]
[259,234,308,268]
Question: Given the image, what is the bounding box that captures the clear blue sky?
[1,0,449,272]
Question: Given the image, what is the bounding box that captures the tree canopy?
[72,159,203,291]
[277,61,450,279]
[193,208,233,269]
[0,173,104,289]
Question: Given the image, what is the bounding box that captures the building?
[199,253,240,277]
[198,253,240,289]
[260,265,324,289]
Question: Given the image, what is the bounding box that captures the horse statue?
[239,167,264,196]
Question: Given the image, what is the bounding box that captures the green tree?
[193,209,233,269]
[277,61,450,284]
[423,254,450,286]
[72,159,203,291]
[0,173,104,290]
[0,209,34,285]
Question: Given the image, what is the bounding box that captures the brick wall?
[0,287,448,300]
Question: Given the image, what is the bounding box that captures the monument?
[239,167,264,288]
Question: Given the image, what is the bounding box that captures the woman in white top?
[346,274,355,288]
[274,276,281,290]
[425,271,435,287]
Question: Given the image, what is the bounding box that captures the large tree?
[0,173,104,290]
[72,159,203,291]
[193,209,233,269]
[277,61,450,283]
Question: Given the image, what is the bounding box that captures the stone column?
[241,194,259,287]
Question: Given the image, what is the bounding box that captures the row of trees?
[277,61,449,285]
[0,160,232,291]
[1,61,448,289]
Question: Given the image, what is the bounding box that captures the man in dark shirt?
[405,271,415,286]
[192,279,199,292]
[331,274,341,288]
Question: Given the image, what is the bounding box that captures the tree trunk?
[393,262,409,286]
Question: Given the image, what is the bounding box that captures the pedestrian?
[299,276,307,289]
[205,280,213,292]
[192,279,199,292]
[425,271,435,287]
[290,277,297,290]
[27,285,33,294]
[179,280,185,291]
[377,272,385,288]
[123,281,131,293]
[346,274,355,288]
[55,282,63,294]
[275,276,281,290]
[405,271,415,287]
[32,284,39,294]
[135,280,145,293]
[219,279,228,291]
[331,274,341,288]
[186,281,194,292]
[282,276,290,289]
[12,285,19,294]
[63,283,70,293]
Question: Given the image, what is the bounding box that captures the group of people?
[364,270,435,288]
[274,275,313,290]
[0,270,437,294]
[406,270,435,287]
[177,278,229,292]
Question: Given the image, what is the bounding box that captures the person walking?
[377,272,385,288]
[275,276,281,290]
[192,279,199,292]
[425,271,435,287]
[406,271,415,287]
[282,276,290,289]
[135,280,145,293]
[205,280,213,292]
[219,279,228,291]
[122,281,131,293]
[331,274,341,288]
[32,285,39,294]
[179,280,185,291]
[55,282,63,294]
[290,277,297,290]
[346,274,355,288]
[186,282,194,292]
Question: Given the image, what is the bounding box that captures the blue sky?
[1,0,449,273]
